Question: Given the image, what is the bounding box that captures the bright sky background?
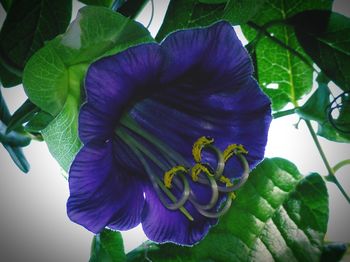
[0,1,349,261]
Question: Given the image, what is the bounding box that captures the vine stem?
[305,119,350,203]
[272,108,297,119]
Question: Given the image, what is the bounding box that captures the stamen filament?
[120,115,188,167]
[190,175,219,211]
[195,193,233,218]
[116,128,193,221]
[216,153,250,193]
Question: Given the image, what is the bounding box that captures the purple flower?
[67,21,272,246]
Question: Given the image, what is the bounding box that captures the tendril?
[327,91,350,134]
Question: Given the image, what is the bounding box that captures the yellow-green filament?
[156,178,194,221]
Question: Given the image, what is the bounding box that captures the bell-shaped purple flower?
[67,21,272,246]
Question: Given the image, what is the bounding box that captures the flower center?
[115,115,249,221]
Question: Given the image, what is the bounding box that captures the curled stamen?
[116,128,193,220]
[194,193,233,218]
[216,153,250,193]
[189,168,219,211]
[191,163,214,182]
[164,166,188,188]
[192,136,214,162]
[193,144,225,182]
[153,173,190,212]
[223,144,248,162]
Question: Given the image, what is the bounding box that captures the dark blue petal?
[141,183,217,246]
[160,21,253,90]
[129,77,271,174]
[67,141,145,233]
[80,43,164,144]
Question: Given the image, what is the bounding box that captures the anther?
[192,136,214,162]
[163,166,188,188]
[223,144,248,162]
[219,176,233,187]
[191,163,214,182]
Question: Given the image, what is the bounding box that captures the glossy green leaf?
[6,99,39,133]
[0,90,30,173]
[199,0,227,3]
[320,242,347,262]
[24,111,53,133]
[79,0,113,7]
[242,0,332,111]
[296,79,330,123]
[0,89,10,123]
[23,6,153,171]
[223,0,266,24]
[0,0,72,85]
[90,229,126,262]
[296,79,350,143]
[3,144,30,173]
[288,10,350,91]
[156,0,225,41]
[0,120,30,146]
[117,0,147,18]
[127,158,329,262]
[317,93,350,143]
[0,62,21,87]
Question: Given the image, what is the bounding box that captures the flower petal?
[67,141,145,233]
[129,77,271,174]
[79,43,164,143]
[160,21,252,89]
[141,184,217,246]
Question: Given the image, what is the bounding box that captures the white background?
[0,1,350,261]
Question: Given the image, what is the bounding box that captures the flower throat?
[115,115,250,221]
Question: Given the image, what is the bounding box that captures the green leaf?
[296,80,330,123]
[199,0,227,3]
[320,242,347,262]
[296,78,350,143]
[0,0,12,11]
[79,0,113,8]
[156,0,225,41]
[242,0,332,111]
[0,120,30,147]
[6,99,39,133]
[117,0,148,18]
[223,0,266,24]
[90,229,126,262]
[0,0,72,83]
[317,93,350,143]
[0,89,11,123]
[41,96,82,172]
[24,111,53,133]
[0,62,21,88]
[288,10,350,91]
[0,89,30,172]
[127,158,329,262]
[23,6,153,171]
[3,144,30,173]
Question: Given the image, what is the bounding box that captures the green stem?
[333,159,350,173]
[272,108,297,119]
[305,119,350,203]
